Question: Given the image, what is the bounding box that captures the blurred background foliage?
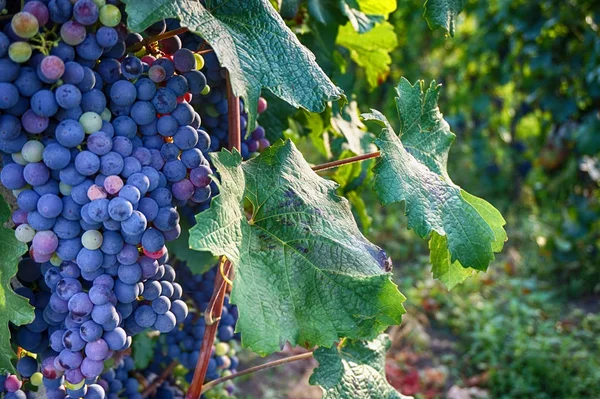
[253,0,600,397]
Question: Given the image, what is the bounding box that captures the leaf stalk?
[200,350,315,394]
[312,151,381,172]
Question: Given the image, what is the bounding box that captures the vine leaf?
[309,334,413,399]
[331,101,376,156]
[0,196,35,373]
[122,0,344,134]
[309,0,396,33]
[132,332,155,370]
[423,0,465,36]
[166,216,217,276]
[336,21,398,90]
[364,78,507,276]
[429,232,475,289]
[189,140,406,355]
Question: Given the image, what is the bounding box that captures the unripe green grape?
[201,85,211,95]
[194,54,205,70]
[82,229,103,250]
[30,372,43,387]
[12,152,27,165]
[21,140,44,163]
[100,107,111,121]
[79,112,103,133]
[99,4,121,27]
[15,224,36,243]
[214,342,230,356]
[11,12,39,39]
[206,105,220,118]
[50,253,62,266]
[9,41,32,63]
[64,378,85,390]
[60,182,72,196]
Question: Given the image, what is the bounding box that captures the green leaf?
[336,22,398,89]
[166,216,217,275]
[330,101,377,155]
[189,140,405,355]
[308,0,396,33]
[423,0,465,36]
[132,332,155,369]
[0,196,34,373]
[364,78,507,273]
[298,110,332,159]
[429,232,476,290]
[310,334,412,399]
[122,0,344,133]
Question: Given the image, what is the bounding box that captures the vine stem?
[126,27,189,53]
[186,70,239,399]
[141,360,178,398]
[201,351,315,394]
[311,151,381,172]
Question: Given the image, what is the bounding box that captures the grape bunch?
[0,0,221,395]
[190,50,269,160]
[147,262,239,397]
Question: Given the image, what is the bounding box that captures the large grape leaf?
[364,78,507,275]
[423,0,465,36]
[122,0,344,134]
[310,334,412,399]
[0,196,35,373]
[188,140,405,355]
[336,22,398,90]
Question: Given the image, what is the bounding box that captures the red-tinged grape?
[60,21,87,46]
[32,230,59,255]
[148,65,166,83]
[257,96,268,113]
[40,56,65,81]
[87,184,107,200]
[73,0,99,26]
[141,55,156,65]
[23,1,50,27]
[11,12,39,39]
[258,138,270,151]
[5,375,22,392]
[143,246,167,259]
[103,175,123,194]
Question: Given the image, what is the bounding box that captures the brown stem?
[127,27,189,53]
[141,360,178,398]
[201,351,315,394]
[186,260,233,399]
[226,70,241,150]
[311,151,381,172]
[186,71,239,399]
[197,49,215,55]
